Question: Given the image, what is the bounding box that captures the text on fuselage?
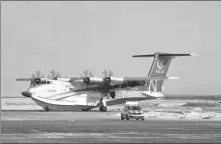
[156,70,165,74]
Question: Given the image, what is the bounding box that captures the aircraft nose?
[21,91,32,97]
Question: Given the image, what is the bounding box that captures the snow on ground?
[2,98,221,120]
[107,106,221,120]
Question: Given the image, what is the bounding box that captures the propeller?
[80,69,94,78]
[47,69,61,80]
[102,69,114,83]
[33,70,44,79]
[80,69,94,86]
[30,70,45,86]
[16,70,44,82]
[102,69,114,77]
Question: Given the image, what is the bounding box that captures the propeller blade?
[108,69,114,77]
[31,73,36,79]
[89,71,94,77]
[83,69,89,77]
[56,72,61,78]
[80,74,84,78]
[102,69,108,77]
[50,69,56,78]
[36,70,41,78]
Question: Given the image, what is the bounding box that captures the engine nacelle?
[35,78,41,82]
[103,77,124,85]
[83,77,90,84]
[104,77,111,83]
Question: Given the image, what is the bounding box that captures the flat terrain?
[1,96,221,143]
[1,111,221,143]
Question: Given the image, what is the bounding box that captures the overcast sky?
[1,1,221,97]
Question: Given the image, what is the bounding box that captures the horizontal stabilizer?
[133,52,197,58]
[124,76,179,81]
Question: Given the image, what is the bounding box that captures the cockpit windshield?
[39,80,52,84]
[128,106,141,110]
[31,80,52,87]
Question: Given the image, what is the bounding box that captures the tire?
[45,106,49,112]
[141,117,144,120]
[99,106,102,112]
[82,108,89,111]
[136,118,139,120]
[121,114,124,120]
[126,115,129,120]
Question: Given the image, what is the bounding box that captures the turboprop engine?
[102,76,123,85]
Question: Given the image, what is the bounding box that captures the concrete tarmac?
[2,111,221,143]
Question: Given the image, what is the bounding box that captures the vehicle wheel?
[141,117,145,120]
[136,118,139,120]
[121,114,124,120]
[126,115,129,120]
[82,108,90,111]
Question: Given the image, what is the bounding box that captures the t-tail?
[133,52,197,92]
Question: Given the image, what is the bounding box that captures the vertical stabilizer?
[133,52,196,92]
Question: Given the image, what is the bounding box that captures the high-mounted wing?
[70,77,103,83]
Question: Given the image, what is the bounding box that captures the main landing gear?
[98,98,107,112]
[99,106,107,112]
[44,106,50,112]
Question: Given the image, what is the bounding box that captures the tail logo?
[157,60,164,69]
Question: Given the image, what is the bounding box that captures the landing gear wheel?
[45,106,50,112]
[121,114,124,120]
[99,106,107,112]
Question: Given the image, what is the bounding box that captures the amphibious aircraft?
[16,52,196,112]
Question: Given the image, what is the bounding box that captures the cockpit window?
[30,80,52,87]
[128,106,141,110]
[39,81,47,84]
